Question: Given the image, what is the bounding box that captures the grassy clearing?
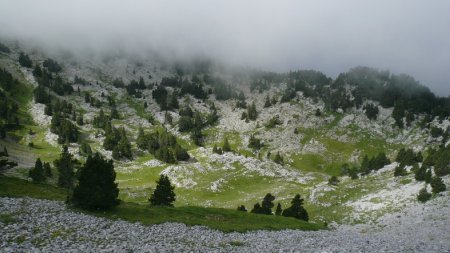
[0,175,323,232]
[0,175,67,201]
[91,202,323,232]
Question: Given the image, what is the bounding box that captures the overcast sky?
[1,0,449,95]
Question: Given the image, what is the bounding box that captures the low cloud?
[1,0,449,95]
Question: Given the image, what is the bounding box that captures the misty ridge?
[1,0,450,96]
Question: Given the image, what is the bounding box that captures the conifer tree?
[415,165,427,181]
[261,193,275,215]
[72,153,119,210]
[44,162,52,178]
[417,187,431,202]
[237,205,247,212]
[55,146,75,189]
[149,174,176,206]
[282,194,309,221]
[430,177,446,194]
[275,203,282,216]
[29,158,45,183]
[250,203,262,214]
[222,137,231,152]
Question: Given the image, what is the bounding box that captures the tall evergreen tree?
[222,137,231,152]
[430,177,446,194]
[414,165,427,181]
[275,203,283,216]
[149,174,176,206]
[71,153,119,210]
[43,162,52,178]
[29,158,45,183]
[55,146,75,189]
[282,194,309,221]
[261,193,275,215]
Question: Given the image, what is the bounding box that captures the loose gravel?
[1,195,449,252]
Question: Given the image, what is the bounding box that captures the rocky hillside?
[0,40,449,227]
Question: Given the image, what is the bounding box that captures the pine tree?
[417,188,431,203]
[29,158,45,183]
[222,137,231,152]
[275,203,282,216]
[149,174,176,206]
[394,166,407,177]
[71,153,119,210]
[282,194,309,221]
[237,205,247,212]
[250,203,262,214]
[430,177,446,194]
[3,147,7,157]
[55,146,75,189]
[261,193,275,215]
[44,162,52,178]
[414,165,427,181]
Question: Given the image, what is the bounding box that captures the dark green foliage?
[363,103,379,120]
[222,137,231,152]
[93,109,109,129]
[250,203,262,214]
[430,127,444,138]
[43,58,62,73]
[261,193,275,215]
[246,102,258,121]
[275,203,282,216]
[417,188,431,203]
[152,85,168,110]
[111,127,132,160]
[237,205,247,212]
[328,175,340,185]
[212,144,223,155]
[424,146,450,176]
[55,146,76,189]
[430,177,446,194]
[282,194,309,221]
[251,193,275,215]
[179,79,208,99]
[396,148,422,166]
[19,52,32,67]
[265,115,282,129]
[137,128,189,163]
[126,79,146,97]
[43,162,52,178]
[112,78,125,88]
[79,141,93,156]
[360,152,390,175]
[414,165,427,181]
[50,112,79,144]
[33,65,42,77]
[280,88,296,103]
[248,134,263,150]
[315,109,321,117]
[149,174,176,206]
[72,153,119,210]
[29,158,45,183]
[394,166,407,177]
[174,144,190,161]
